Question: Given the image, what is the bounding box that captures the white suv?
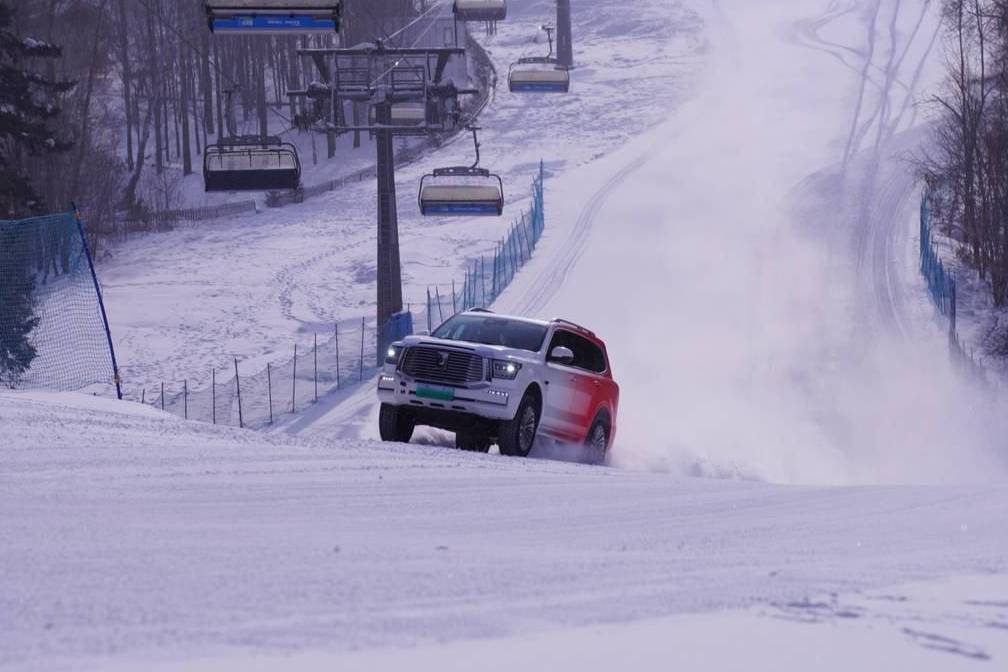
[377,310,620,459]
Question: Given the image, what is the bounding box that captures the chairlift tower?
[556,0,573,68]
[292,42,476,356]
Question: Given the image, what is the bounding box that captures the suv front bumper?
[377,372,520,422]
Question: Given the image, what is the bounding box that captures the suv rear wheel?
[585,415,610,464]
[455,432,491,453]
[499,392,540,458]
[379,404,415,443]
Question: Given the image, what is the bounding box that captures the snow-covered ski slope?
[300,0,1008,485]
[2,391,1007,672]
[6,0,1008,670]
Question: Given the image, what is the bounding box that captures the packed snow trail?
[491,0,1008,484]
[3,391,1008,671]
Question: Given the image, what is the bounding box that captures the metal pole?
[292,344,298,413]
[234,358,243,429]
[452,280,457,314]
[161,382,165,411]
[375,100,403,361]
[314,333,318,402]
[335,322,341,390]
[557,0,574,68]
[184,379,188,420]
[359,317,365,382]
[211,368,216,425]
[267,363,273,424]
[72,205,123,400]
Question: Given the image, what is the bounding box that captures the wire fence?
[0,211,120,392]
[136,161,546,427]
[919,189,986,379]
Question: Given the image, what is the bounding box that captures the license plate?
[416,385,455,402]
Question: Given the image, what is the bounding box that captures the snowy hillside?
[5,0,1008,670]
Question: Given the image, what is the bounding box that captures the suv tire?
[379,404,415,443]
[499,392,540,458]
[585,415,610,464]
[455,432,491,453]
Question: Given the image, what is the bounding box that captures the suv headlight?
[492,360,521,380]
[385,345,403,365]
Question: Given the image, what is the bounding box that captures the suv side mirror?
[549,346,575,366]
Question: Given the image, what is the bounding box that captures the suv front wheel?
[379,404,415,443]
[499,392,540,457]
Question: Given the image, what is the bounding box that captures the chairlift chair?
[509,24,569,93]
[508,57,570,93]
[204,135,302,192]
[205,1,342,33]
[453,0,507,23]
[418,127,504,216]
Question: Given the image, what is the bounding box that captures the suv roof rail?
[550,318,596,337]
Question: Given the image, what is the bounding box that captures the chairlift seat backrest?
[509,65,570,93]
[419,166,503,216]
[204,140,301,192]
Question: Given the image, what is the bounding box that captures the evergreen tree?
[0,0,74,216]
[0,222,38,387]
[0,1,72,385]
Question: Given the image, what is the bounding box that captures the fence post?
[359,317,365,382]
[212,368,216,425]
[427,288,433,332]
[184,379,188,420]
[481,257,486,306]
[435,286,444,324]
[314,333,319,402]
[292,344,298,413]
[234,358,243,428]
[161,382,165,412]
[267,363,274,424]
[335,322,341,390]
[452,280,457,314]
[141,388,145,404]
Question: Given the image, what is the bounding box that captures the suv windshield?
[432,315,548,352]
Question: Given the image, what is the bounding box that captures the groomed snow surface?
[5,0,1008,670]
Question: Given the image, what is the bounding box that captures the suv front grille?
[400,347,484,386]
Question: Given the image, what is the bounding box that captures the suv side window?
[548,330,607,374]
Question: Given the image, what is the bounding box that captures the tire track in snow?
[509,153,652,318]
